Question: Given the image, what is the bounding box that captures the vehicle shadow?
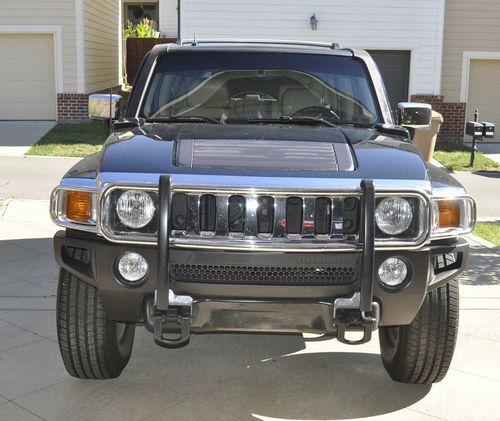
[1,236,431,420]
[471,171,500,178]
[66,330,430,421]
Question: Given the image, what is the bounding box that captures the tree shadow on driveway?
[459,243,500,286]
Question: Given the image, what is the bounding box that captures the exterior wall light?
[310,13,318,30]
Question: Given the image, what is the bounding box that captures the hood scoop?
[175,139,355,171]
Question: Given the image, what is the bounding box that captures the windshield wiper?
[146,116,222,124]
[226,116,337,128]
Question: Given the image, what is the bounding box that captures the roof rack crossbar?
[180,39,343,50]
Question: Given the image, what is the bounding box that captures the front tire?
[57,259,135,379]
[379,280,459,384]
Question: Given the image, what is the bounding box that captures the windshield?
[140,51,381,126]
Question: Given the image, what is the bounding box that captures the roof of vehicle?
[149,39,370,59]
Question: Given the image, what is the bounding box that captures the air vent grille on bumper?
[171,263,358,285]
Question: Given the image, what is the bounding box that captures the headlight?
[116,190,156,228]
[431,197,475,238]
[375,197,413,235]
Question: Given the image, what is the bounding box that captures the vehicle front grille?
[170,191,361,250]
[171,263,358,285]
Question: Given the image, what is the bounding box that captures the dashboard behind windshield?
[140,51,382,126]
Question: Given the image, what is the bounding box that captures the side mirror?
[88,94,122,120]
[397,102,432,128]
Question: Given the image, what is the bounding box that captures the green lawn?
[434,142,500,172]
[473,222,500,246]
[26,121,109,157]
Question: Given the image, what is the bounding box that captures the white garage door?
[0,34,56,120]
[467,59,500,140]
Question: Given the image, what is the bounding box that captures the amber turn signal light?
[66,191,91,223]
[437,200,460,228]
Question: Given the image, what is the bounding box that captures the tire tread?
[379,280,459,384]
[56,249,134,379]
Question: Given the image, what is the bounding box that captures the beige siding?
[0,1,77,92]
[83,0,120,93]
[441,0,500,101]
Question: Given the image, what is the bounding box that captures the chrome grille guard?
[154,176,379,347]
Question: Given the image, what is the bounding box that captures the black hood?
[66,123,429,182]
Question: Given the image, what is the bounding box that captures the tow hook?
[153,290,193,348]
[333,292,380,345]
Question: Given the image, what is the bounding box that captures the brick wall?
[411,95,466,144]
[57,93,90,123]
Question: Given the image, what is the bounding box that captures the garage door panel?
[367,50,410,112]
[467,59,500,140]
[0,34,56,120]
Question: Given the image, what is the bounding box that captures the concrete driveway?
[0,156,79,200]
[452,171,500,219]
[0,199,499,421]
[0,121,56,157]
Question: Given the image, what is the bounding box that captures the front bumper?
[54,230,469,331]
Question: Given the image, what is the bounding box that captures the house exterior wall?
[435,0,500,143]
[159,0,178,37]
[83,0,121,93]
[176,0,445,97]
[0,0,78,93]
[441,0,500,102]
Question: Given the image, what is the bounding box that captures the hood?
[69,123,430,182]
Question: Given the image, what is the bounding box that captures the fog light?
[378,257,408,287]
[117,252,148,283]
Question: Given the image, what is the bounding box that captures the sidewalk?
[478,142,500,165]
[0,199,499,421]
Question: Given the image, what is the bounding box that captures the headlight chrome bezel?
[373,192,430,248]
[100,185,159,243]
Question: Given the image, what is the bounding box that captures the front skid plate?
[185,299,336,334]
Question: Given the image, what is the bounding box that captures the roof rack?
[180,39,343,50]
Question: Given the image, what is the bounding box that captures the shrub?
[123,18,159,38]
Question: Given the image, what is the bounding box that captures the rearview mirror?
[89,94,122,120]
[397,102,432,128]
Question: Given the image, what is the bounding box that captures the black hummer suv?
[50,40,475,383]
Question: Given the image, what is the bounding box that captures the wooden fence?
[125,38,177,85]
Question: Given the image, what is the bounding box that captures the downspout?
[177,0,181,40]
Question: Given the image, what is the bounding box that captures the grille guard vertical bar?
[157,175,171,311]
[360,179,375,312]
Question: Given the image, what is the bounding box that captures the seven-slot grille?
[170,192,360,242]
